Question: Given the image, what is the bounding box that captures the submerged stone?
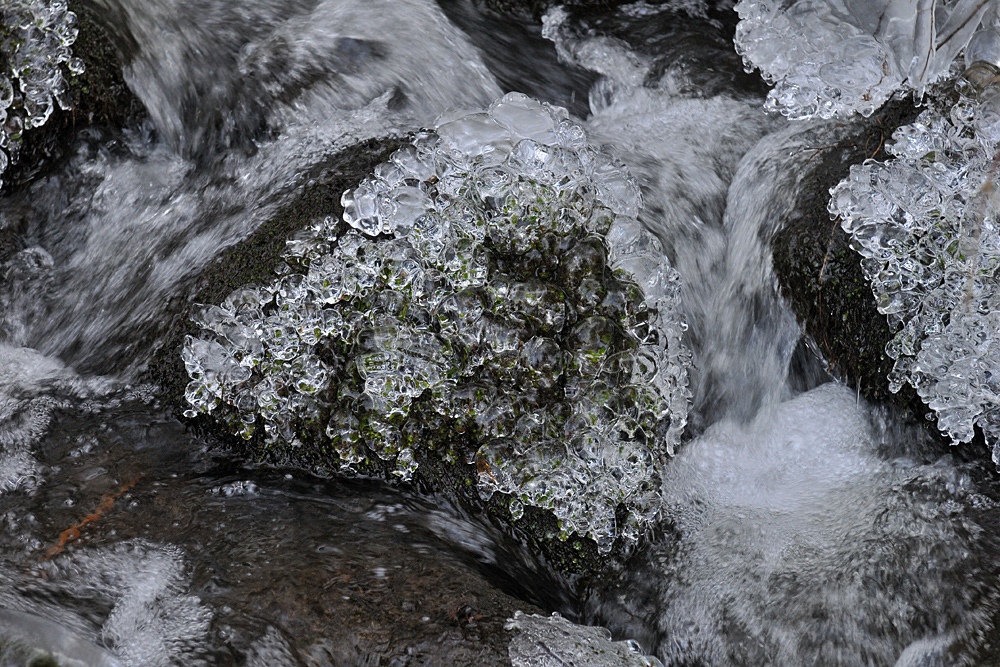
[182,93,691,556]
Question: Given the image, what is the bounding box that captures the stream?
[1,1,1000,666]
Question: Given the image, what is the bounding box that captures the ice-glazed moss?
[0,0,83,186]
[182,93,691,550]
[830,74,1000,457]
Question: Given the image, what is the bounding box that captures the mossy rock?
[770,99,932,421]
[2,0,144,191]
[145,132,616,581]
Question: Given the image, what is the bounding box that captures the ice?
[184,93,692,550]
[506,611,662,667]
[733,0,999,119]
[830,77,1000,453]
[0,0,83,187]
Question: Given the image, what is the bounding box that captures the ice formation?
[830,72,1000,455]
[183,93,691,550]
[506,611,663,667]
[0,0,83,187]
[734,0,999,119]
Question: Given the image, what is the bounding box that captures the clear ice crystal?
[183,93,692,550]
[734,0,998,119]
[0,0,82,188]
[830,80,1000,457]
[505,611,663,667]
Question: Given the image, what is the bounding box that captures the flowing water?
[1,1,1000,665]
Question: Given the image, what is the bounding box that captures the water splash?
[547,5,783,425]
[84,0,501,158]
[0,0,507,377]
[589,383,1000,665]
[183,93,692,550]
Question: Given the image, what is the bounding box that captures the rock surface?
[1,0,143,192]
[770,100,929,418]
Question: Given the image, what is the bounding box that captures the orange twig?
[40,475,145,561]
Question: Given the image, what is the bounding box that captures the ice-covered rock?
[830,76,1000,456]
[734,0,999,119]
[0,0,83,187]
[183,93,692,551]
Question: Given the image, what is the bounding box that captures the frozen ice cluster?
[734,0,998,119]
[830,79,1000,457]
[506,611,663,667]
[182,93,691,550]
[0,0,83,187]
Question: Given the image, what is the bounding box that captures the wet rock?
[770,98,930,420]
[73,0,504,161]
[1,0,144,192]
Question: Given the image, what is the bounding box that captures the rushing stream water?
[2,1,1000,665]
